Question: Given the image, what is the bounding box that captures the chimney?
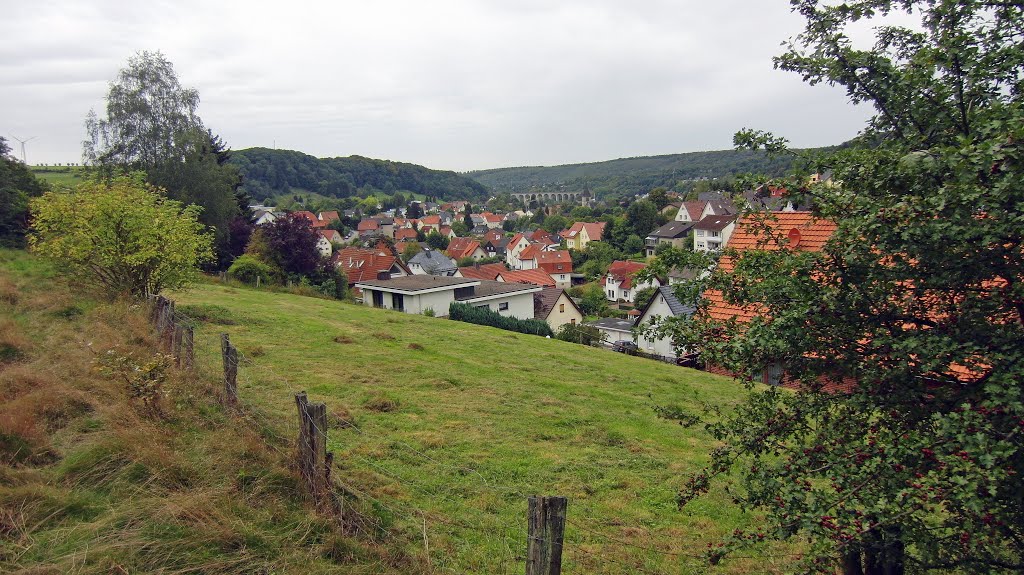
[377,271,390,280]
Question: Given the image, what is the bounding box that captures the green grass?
[171,281,794,573]
[29,165,88,186]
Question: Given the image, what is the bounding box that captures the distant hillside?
[467,149,801,200]
[230,148,490,203]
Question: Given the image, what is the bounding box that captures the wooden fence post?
[526,495,567,575]
[173,324,184,368]
[221,333,238,406]
[295,391,331,506]
[162,301,176,350]
[154,296,167,333]
[183,325,195,369]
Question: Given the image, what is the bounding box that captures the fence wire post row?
[145,296,695,574]
[148,295,193,371]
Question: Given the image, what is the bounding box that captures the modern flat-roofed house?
[354,276,541,318]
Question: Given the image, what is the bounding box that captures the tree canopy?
[84,51,242,267]
[651,1,1024,572]
[84,51,201,169]
[28,176,212,298]
[0,137,48,247]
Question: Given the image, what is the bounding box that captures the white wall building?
[354,276,541,319]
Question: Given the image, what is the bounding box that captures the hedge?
[448,302,553,337]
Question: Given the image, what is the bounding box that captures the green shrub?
[227,255,278,285]
[555,323,602,346]
[448,302,553,337]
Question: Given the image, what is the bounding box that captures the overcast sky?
[2,0,878,171]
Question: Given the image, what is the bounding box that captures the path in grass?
[174,281,793,574]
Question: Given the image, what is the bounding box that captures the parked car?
[612,340,638,353]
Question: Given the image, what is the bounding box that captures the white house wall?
[636,294,678,357]
[469,293,535,320]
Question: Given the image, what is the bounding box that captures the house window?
[391,293,405,312]
[710,231,720,237]
[696,230,705,237]
[499,302,509,311]
[623,290,630,299]
[608,290,614,298]
[476,304,489,309]
[697,243,705,249]
[372,290,384,308]
[559,303,565,313]
[570,318,576,325]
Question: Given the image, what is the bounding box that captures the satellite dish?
[788,228,802,247]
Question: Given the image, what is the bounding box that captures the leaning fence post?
[526,495,567,575]
[221,333,238,406]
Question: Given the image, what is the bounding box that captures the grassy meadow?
[28,165,88,187]
[170,280,798,573]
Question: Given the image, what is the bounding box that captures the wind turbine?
[10,135,36,164]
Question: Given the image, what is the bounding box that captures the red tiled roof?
[508,233,527,249]
[446,237,482,260]
[682,201,706,220]
[484,229,504,241]
[439,226,453,237]
[318,229,342,242]
[482,212,503,223]
[318,211,340,223]
[394,228,418,241]
[458,262,507,280]
[357,219,380,231]
[294,211,326,228]
[607,260,647,290]
[332,247,401,284]
[518,243,542,261]
[420,215,441,225]
[535,250,573,274]
[704,212,837,323]
[564,221,607,241]
[500,269,556,287]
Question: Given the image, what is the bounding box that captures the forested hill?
[230,148,490,202]
[466,149,799,199]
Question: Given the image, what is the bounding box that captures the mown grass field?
[28,165,88,186]
[171,280,798,573]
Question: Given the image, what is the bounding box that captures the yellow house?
[562,221,607,250]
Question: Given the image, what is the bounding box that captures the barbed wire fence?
[145,294,796,574]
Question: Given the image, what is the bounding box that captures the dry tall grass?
[0,250,422,574]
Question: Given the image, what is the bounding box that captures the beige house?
[562,221,607,250]
[533,288,584,331]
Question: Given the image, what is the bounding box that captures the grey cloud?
[3,0,875,170]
